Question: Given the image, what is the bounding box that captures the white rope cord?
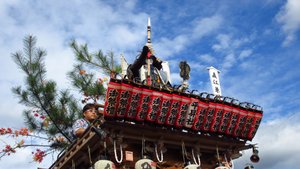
[191,149,201,166]
[224,154,228,163]
[104,140,107,149]
[224,154,229,168]
[230,158,234,169]
[181,141,188,164]
[142,136,145,157]
[113,140,123,164]
[216,146,221,165]
[88,146,93,166]
[104,140,107,158]
[72,160,75,169]
[223,154,234,169]
[154,144,164,163]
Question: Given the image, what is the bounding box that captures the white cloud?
[155,35,189,59]
[210,33,255,73]
[276,0,300,46]
[212,34,251,54]
[0,92,25,128]
[192,15,223,39]
[0,0,148,97]
[222,53,236,70]
[188,62,206,72]
[235,113,300,169]
[170,72,182,84]
[239,49,253,59]
[155,15,223,59]
[212,34,231,52]
[198,54,216,63]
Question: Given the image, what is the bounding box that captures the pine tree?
[11,35,80,145]
[1,35,121,161]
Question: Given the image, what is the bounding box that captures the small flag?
[207,66,222,96]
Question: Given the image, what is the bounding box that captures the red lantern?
[240,103,255,139]
[126,83,143,120]
[233,102,248,137]
[218,97,233,134]
[247,106,263,140]
[202,94,216,132]
[192,93,209,131]
[165,91,181,127]
[175,94,191,128]
[156,91,172,125]
[146,90,162,123]
[210,96,225,133]
[104,79,121,118]
[192,99,209,131]
[135,87,152,122]
[225,99,240,136]
[116,82,132,119]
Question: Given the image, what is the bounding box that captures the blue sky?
[0,0,300,168]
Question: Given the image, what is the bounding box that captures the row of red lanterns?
[104,79,263,140]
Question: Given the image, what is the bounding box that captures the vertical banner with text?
[207,66,222,96]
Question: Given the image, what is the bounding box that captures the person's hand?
[75,128,85,138]
[97,109,105,124]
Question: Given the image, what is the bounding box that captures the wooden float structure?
[49,120,254,169]
[49,17,263,169]
[49,79,262,169]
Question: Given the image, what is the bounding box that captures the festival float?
[49,18,262,169]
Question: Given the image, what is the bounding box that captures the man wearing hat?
[72,103,104,138]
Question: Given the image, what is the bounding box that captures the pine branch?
[12,87,38,108]
[23,110,38,131]
[68,64,106,103]
[11,52,30,75]
[70,40,121,76]
[23,35,36,64]
[12,35,75,143]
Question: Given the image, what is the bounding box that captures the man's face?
[83,108,98,122]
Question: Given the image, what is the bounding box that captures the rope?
[224,154,228,163]
[72,160,75,169]
[192,149,201,166]
[224,154,234,169]
[88,146,93,166]
[142,136,145,157]
[104,139,107,159]
[216,146,221,165]
[114,140,123,164]
[181,141,188,164]
[230,158,234,169]
[154,144,163,163]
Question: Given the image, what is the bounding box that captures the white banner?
[207,66,222,96]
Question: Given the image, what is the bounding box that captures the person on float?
[72,103,105,138]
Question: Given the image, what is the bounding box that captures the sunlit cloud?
[155,15,223,59]
[235,112,300,169]
[239,49,253,59]
[276,0,300,46]
[197,54,216,64]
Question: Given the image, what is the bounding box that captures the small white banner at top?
[207,66,222,96]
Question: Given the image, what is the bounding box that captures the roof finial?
[146,17,154,54]
[147,17,151,44]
